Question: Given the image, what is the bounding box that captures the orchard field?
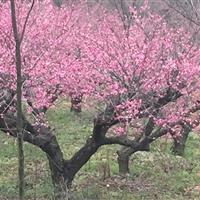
[1,0,200,200]
[1,100,200,200]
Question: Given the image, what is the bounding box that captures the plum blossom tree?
[0,0,200,199]
[113,0,200,170]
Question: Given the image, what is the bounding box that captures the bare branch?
[20,0,35,44]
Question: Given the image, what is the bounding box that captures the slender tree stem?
[10,1,24,199]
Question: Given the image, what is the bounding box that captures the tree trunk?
[45,137,101,199]
[10,1,35,199]
[117,147,132,174]
[117,143,150,175]
[70,95,82,113]
[42,122,105,199]
[47,156,69,200]
[10,1,24,199]
[36,129,69,199]
[172,125,191,156]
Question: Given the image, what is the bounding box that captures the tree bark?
[70,95,82,113]
[10,1,35,199]
[117,147,132,174]
[10,1,24,199]
[172,124,191,156]
[40,119,109,199]
[38,134,71,199]
[117,142,150,174]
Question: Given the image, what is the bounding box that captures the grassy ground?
[1,100,200,199]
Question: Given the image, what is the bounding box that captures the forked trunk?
[46,135,102,199]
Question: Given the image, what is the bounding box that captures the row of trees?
[0,0,200,199]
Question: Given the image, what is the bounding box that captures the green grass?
[1,100,200,199]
